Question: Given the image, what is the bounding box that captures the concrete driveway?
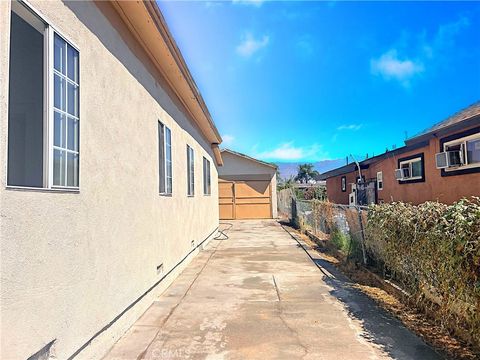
[104,220,443,360]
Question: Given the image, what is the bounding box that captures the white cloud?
[370,49,424,86]
[420,16,470,60]
[255,142,326,161]
[337,124,362,131]
[432,17,470,53]
[236,33,270,58]
[232,0,264,7]
[222,134,235,146]
[370,17,469,88]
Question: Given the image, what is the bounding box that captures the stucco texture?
[1,1,219,359]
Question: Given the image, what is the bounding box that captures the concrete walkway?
[104,220,443,360]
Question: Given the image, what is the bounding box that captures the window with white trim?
[376,171,383,190]
[203,157,211,195]
[158,122,172,194]
[187,145,194,196]
[398,157,423,181]
[53,33,79,187]
[442,133,480,170]
[7,1,79,189]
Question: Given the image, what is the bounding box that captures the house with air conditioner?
[0,1,224,359]
[319,102,480,205]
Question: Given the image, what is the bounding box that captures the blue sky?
[158,0,480,163]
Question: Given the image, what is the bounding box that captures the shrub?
[331,228,351,253]
[365,197,480,346]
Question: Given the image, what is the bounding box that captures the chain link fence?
[278,188,368,264]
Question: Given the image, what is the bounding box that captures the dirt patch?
[281,222,479,360]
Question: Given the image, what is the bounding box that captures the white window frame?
[187,145,195,196]
[203,157,211,195]
[49,30,80,189]
[376,171,383,190]
[398,157,423,181]
[158,122,172,195]
[7,1,80,191]
[443,133,480,171]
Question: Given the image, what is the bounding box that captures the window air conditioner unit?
[394,168,408,180]
[435,150,463,169]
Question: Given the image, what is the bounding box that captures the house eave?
[109,0,222,148]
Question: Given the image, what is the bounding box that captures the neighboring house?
[218,149,277,219]
[0,1,223,359]
[319,102,480,205]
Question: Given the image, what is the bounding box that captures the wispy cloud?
[232,0,264,7]
[296,35,314,58]
[204,1,223,9]
[255,142,327,161]
[236,32,270,58]
[370,50,424,87]
[422,16,470,59]
[221,134,235,146]
[337,124,362,131]
[370,16,470,88]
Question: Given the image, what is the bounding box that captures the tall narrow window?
[187,145,194,196]
[8,2,46,187]
[53,34,79,187]
[165,127,172,193]
[376,171,383,190]
[7,1,80,189]
[158,122,172,194]
[203,157,211,195]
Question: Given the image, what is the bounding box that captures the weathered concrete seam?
[272,274,309,359]
[272,275,281,302]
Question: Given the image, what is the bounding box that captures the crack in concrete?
[272,274,309,359]
[272,275,281,302]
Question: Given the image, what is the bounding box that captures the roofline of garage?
[221,149,278,169]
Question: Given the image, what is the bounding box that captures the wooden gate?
[219,181,235,220]
[219,180,272,220]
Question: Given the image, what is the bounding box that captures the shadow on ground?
[284,224,446,360]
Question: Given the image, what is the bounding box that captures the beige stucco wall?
[218,151,277,218]
[0,1,219,359]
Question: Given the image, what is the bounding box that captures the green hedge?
[365,197,480,346]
